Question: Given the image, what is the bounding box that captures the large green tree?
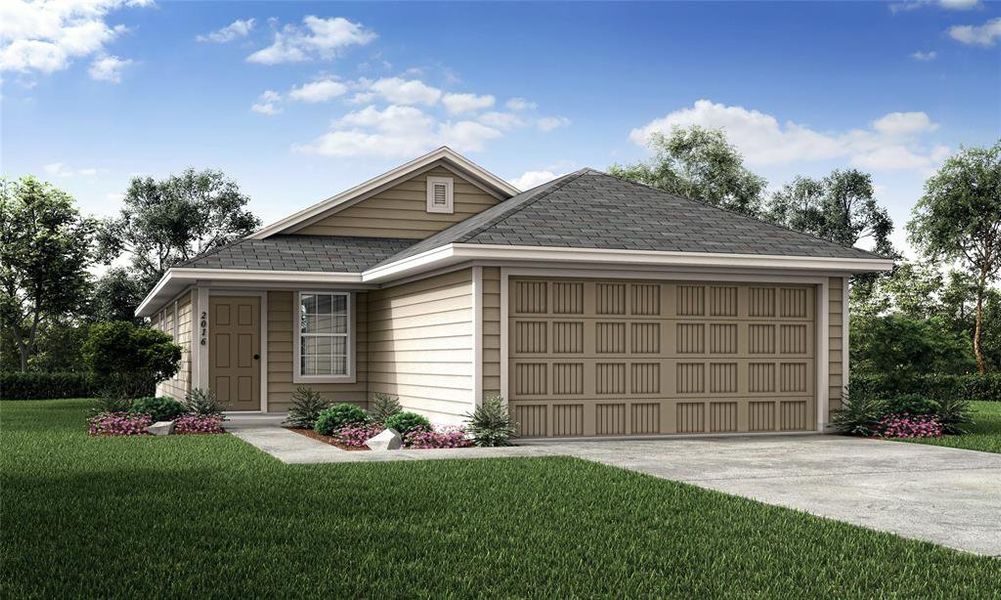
[0,177,96,371]
[99,169,261,290]
[89,267,148,323]
[908,142,1001,373]
[609,126,767,215]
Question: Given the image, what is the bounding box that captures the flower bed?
[406,427,473,449]
[88,412,152,436]
[878,413,943,439]
[286,424,476,450]
[174,414,225,434]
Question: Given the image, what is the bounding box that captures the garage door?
[508,278,817,437]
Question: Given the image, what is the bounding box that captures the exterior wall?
[266,290,369,411]
[827,276,845,419]
[294,165,501,239]
[154,289,193,401]
[481,267,502,399]
[367,268,474,424]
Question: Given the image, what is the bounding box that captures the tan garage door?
[508,278,817,437]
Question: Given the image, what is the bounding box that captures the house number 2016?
[200,311,207,346]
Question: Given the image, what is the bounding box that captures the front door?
[209,296,261,411]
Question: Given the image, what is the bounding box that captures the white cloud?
[506,97,536,111]
[366,77,441,105]
[478,111,525,130]
[948,17,1001,47]
[251,90,282,115]
[510,170,561,190]
[910,50,937,60]
[87,53,131,82]
[537,116,570,132]
[289,78,347,103]
[872,111,938,136]
[197,18,255,43]
[939,0,980,9]
[0,0,148,76]
[43,162,98,177]
[442,92,495,114]
[890,0,980,12]
[439,121,502,152]
[630,99,948,171]
[247,16,375,64]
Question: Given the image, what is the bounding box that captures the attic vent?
[426,176,454,214]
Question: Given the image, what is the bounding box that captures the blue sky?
[3,1,1000,255]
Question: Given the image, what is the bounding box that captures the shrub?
[334,424,384,447]
[878,414,943,439]
[850,372,1001,403]
[130,396,187,421]
[406,427,474,449]
[936,396,974,435]
[464,395,518,447]
[82,321,181,396]
[0,371,95,400]
[314,403,370,436]
[88,412,152,436]
[383,411,432,440]
[91,394,132,415]
[174,414,225,434]
[884,394,939,416]
[369,393,402,424]
[284,386,331,429]
[184,388,227,416]
[831,387,887,437]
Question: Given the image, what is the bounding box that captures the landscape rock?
[366,428,402,451]
[148,420,175,436]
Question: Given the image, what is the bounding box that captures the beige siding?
[828,276,845,418]
[154,289,193,401]
[295,165,501,239]
[482,267,502,399]
[367,269,474,424]
[266,291,369,411]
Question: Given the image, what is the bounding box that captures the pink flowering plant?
[406,426,474,449]
[88,412,152,436]
[334,424,384,447]
[878,413,943,439]
[174,414,225,434]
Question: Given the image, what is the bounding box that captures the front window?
[299,292,350,377]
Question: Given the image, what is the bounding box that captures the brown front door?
[209,296,261,411]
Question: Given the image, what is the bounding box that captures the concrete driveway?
[552,435,1001,557]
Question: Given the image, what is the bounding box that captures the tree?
[851,313,976,381]
[89,267,148,323]
[99,169,261,290]
[908,142,1001,373]
[83,321,181,397]
[609,126,767,215]
[0,177,96,371]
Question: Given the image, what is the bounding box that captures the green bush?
[368,393,401,424]
[91,395,132,415]
[383,411,431,439]
[831,387,887,437]
[183,388,227,416]
[936,396,974,435]
[283,386,331,429]
[884,394,940,416]
[314,403,370,436]
[464,395,518,447]
[0,372,95,399]
[130,396,187,421]
[850,372,1001,403]
[82,321,181,397]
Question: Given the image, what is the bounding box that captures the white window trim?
[293,291,356,384]
[426,176,454,214]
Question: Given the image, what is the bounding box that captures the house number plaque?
[200,311,207,346]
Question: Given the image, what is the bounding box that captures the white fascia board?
[136,268,363,317]
[248,147,518,240]
[361,243,894,284]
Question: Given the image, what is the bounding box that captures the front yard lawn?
[3,400,999,598]
[904,401,1001,454]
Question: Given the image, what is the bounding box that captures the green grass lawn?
[904,401,1001,454]
[2,400,999,598]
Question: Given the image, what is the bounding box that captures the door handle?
[253,354,260,360]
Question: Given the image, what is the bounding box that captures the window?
[426,176,454,214]
[296,292,351,380]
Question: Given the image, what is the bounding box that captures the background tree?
[908,142,1001,373]
[99,169,261,290]
[609,126,767,215]
[0,177,96,371]
[89,267,147,323]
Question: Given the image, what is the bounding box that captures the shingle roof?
[178,235,416,272]
[374,169,885,267]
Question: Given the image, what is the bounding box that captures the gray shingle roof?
[178,235,416,272]
[375,169,885,267]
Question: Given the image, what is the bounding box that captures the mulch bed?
[285,427,370,451]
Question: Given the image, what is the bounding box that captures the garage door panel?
[509,278,818,437]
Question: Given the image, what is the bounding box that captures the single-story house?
[137,147,892,437]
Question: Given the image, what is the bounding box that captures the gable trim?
[249,147,519,240]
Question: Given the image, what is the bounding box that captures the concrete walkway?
[226,416,1001,556]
